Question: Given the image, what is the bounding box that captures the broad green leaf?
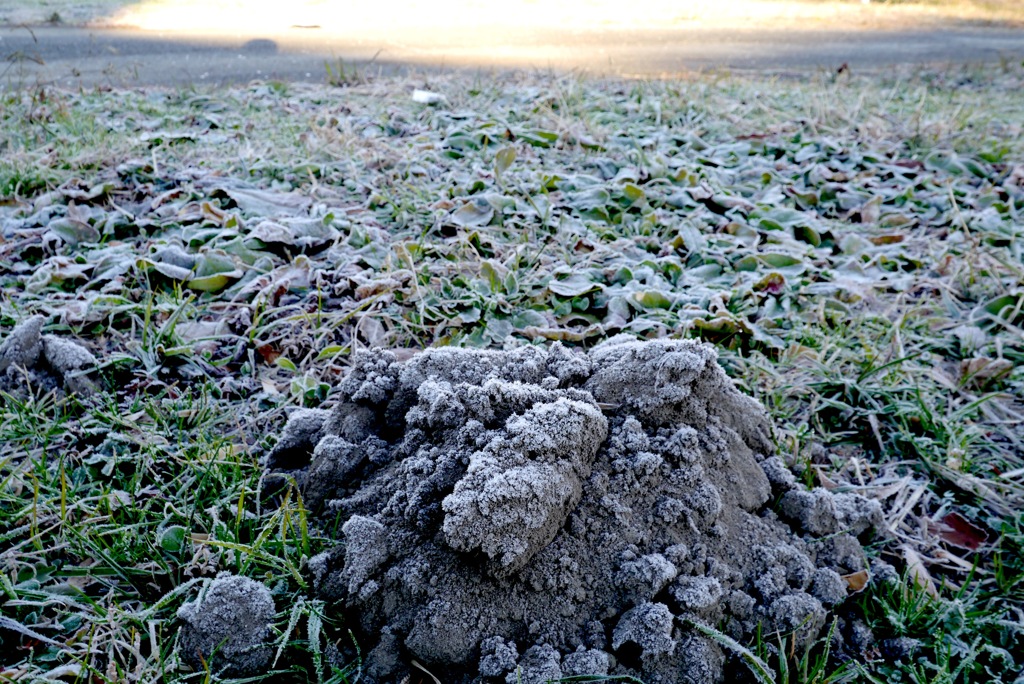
[480,260,506,293]
[494,146,516,176]
[760,253,804,269]
[511,309,548,329]
[793,224,821,247]
[458,307,482,324]
[622,183,645,203]
[158,526,187,553]
[451,198,494,228]
[974,293,1024,327]
[48,218,100,247]
[187,251,243,292]
[549,274,602,298]
[275,357,298,372]
[633,290,673,309]
[519,130,558,148]
[567,187,611,212]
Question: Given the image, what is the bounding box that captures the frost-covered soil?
[1,67,1023,682]
[261,338,884,682]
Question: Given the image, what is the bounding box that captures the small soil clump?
[176,573,275,676]
[0,315,99,397]
[265,337,881,682]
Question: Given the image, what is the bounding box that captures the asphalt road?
[2,23,1023,88]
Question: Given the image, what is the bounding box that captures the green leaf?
[567,187,611,212]
[519,130,558,148]
[754,207,804,231]
[549,274,602,298]
[315,345,346,361]
[158,525,187,553]
[760,253,804,269]
[973,293,1024,328]
[734,256,760,272]
[451,198,494,228]
[793,224,821,247]
[276,357,298,372]
[622,183,645,203]
[511,309,548,329]
[480,260,505,293]
[187,251,243,292]
[458,307,482,324]
[633,290,673,309]
[494,146,516,176]
[48,218,100,247]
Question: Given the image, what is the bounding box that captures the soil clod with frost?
[176,573,275,676]
[265,337,882,682]
[0,316,99,397]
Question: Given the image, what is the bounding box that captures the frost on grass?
[0,315,99,397]
[176,573,275,676]
[266,337,882,683]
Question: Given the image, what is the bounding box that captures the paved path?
[2,24,1023,88]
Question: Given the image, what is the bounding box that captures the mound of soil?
[265,337,881,682]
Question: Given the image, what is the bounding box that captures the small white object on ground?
[412,89,446,105]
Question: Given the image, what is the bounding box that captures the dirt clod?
[0,316,99,397]
[267,337,881,682]
[176,573,275,676]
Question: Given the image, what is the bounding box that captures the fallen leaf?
[208,181,312,217]
[929,512,988,551]
[549,274,602,298]
[450,199,494,228]
[842,569,869,593]
[959,357,1013,389]
[257,344,281,364]
[868,234,905,246]
[901,544,938,597]
[754,272,786,295]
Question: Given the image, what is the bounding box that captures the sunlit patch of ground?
[98,0,1019,33]
[3,0,1022,31]
[98,0,1024,32]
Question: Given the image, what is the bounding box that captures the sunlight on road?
[103,0,997,34]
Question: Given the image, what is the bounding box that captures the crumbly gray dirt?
[175,573,276,676]
[0,315,99,397]
[266,337,883,683]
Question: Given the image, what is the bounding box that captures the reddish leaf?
[931,512,988,551]
[754,271,786,295]
[256,344,281,364]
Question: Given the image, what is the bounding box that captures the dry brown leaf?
[868,234,904,245]
[902,544,938,597]
[812,465,840,490]
[842,569,870,593]
[960,357,1013,389]
[256,344,281,364]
